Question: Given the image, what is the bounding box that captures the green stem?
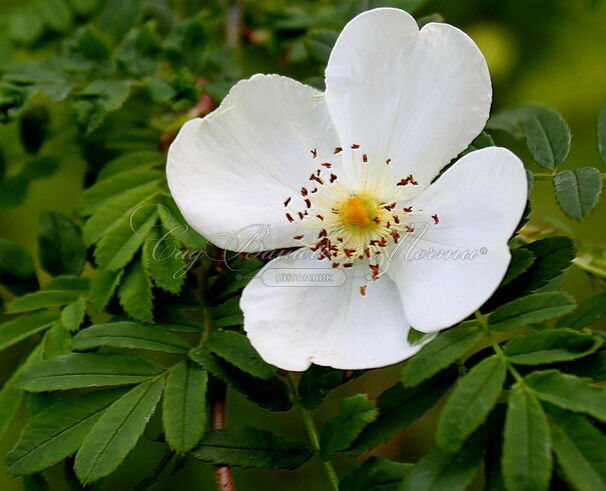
[532,173,554,181]
[287,373,339,491]
[474,312,525,385]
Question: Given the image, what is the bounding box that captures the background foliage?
[1,0,606,490]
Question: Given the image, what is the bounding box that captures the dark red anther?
[284,197,291,207]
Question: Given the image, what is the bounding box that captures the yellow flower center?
[339,195,380,230]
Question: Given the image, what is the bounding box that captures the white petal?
[388,147,528,332]
[167,74,340,252]
[325,8,492,189]
[240,251,427,371]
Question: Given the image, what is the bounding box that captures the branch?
[211,381,235,491]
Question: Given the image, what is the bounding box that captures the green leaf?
[347,370,456,455]
[162,360,207,453]
[504,328,602,364]
[554,167,603,220]
[402,322,482,387]
[38,211,86,276]
[74,377,165,484]
[205,330,274,380]
[118,258,154,323]
[191,427,312,470]
[407,326,428,344]
[43,275,89,293]
[9,8,43,45]
[500,237,576,297]
[189,347,291,411]
[84,183,161,248]
[68,0,97,15]
[501,248,536,287]
[5,389,127,475]
[89,268,122,312]
[402,429,485,491]
[95,204,158,271]
[0,345,43,440]
[78,168,162,216]
[73,322,191,353]
[73,80,130,134]
[2,61,73,103]
[319,394,377,460]
[15,352,164,391]
[142,227,185,294]
[0,238,39,295]
[522,107,571,168]
[559,351,606,382]
[163,18,207,74]
[19,104,50,154]
[299,365,361,410]
[547,406,606,491]
[487,104,543,138]
[556,292,606,329]
[61,297,86,331]
[38,0,73,32]
[97,151,164,181]
[502,384,552,491]
[211,297,243,328]
[304,30,338,64]
[208,258,263,301]
[340,457,412,491]
[116,23,161,77]
[524,370,606,421]
[488,292,576,331]
[598,104,606,165]
[42,321,72,359]
[64,26,114,75]
[7,290,79,313]
[0,311,60,351]
[436,355,506,452]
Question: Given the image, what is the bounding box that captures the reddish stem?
[211,382,235,491]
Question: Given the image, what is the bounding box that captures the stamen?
[286,213,294,223]
[321,163,332,168]
[360,285,367,296]
[432,214,440,224]
[284,197,291,207]
[334,147,343,154]
[310,149,318,158]
[351,144,360,149]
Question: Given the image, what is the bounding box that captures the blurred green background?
[0,0,605,489]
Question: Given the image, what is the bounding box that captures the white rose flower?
[167,8,528,371]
